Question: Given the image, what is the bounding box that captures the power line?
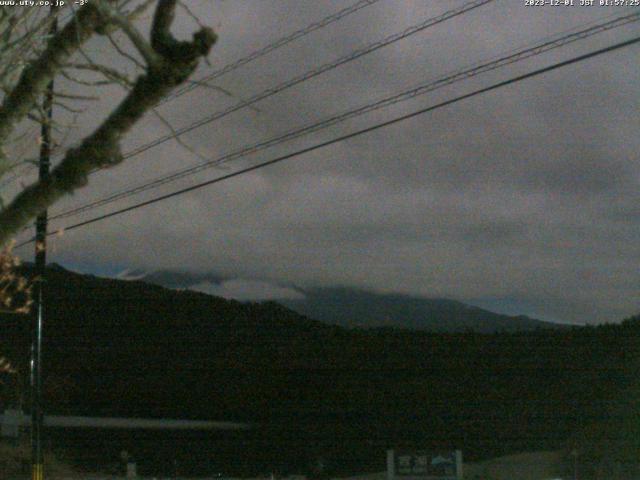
[9,0,490,195]
[0,0,383,190]
[120,0,494,160]
[0,8,73,191]
[31,0,491,186]
[49,11,640,222]
[16,34,640,248]
[161,0,384,105]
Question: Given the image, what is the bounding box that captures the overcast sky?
[9,0,640,324]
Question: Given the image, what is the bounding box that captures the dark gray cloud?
[11,0,640,325]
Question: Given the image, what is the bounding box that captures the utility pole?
[31,7,57,480]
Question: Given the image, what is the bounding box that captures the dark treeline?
[0,265,638,477]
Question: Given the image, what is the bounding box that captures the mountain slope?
[0,264,633,476]
[132,270,561,332]
[280,287,560,333]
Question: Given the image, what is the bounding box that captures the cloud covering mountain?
[131,269,563,333]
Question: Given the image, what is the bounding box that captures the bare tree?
[0,0,216,247]
[0,0,215,312]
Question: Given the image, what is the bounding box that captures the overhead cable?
[161,0,384,104]
[50,11,640,222]
[121,0,495,160]
[16,34,640,248]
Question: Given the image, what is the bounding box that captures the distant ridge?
[280,287,563,333]
[132,269,563,333]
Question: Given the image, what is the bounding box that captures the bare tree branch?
[0,4,109,175]
[0,0,217,246]
[151,107,210,163]
[105,30,145,69]
[94,0,162,66]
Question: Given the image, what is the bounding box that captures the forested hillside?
[0,265,637,476]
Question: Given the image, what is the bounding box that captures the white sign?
[387,450,462,480]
